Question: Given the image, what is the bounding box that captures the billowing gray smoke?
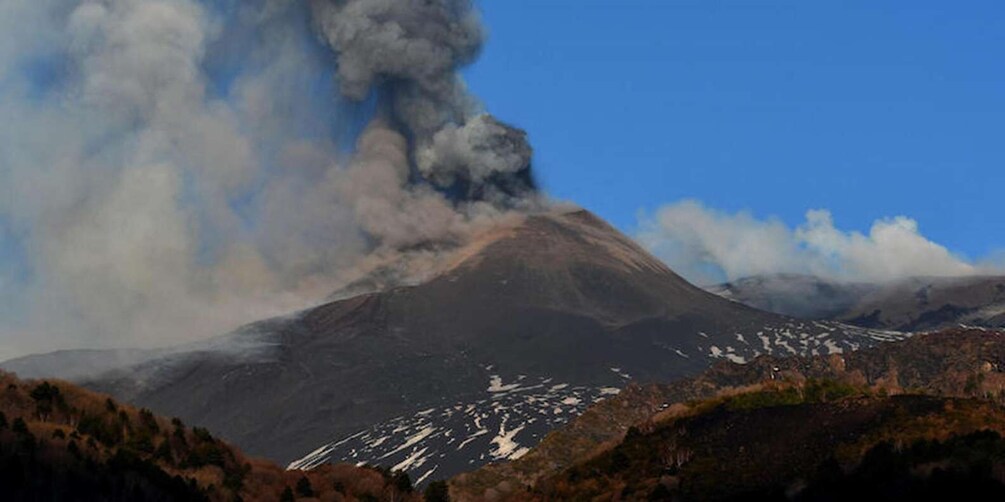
[0,0,539,360]
[310,0,536,203]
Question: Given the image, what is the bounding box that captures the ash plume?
[0,0,539,359]
[310,0,537,205]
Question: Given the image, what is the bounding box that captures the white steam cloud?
[638,200,988,286]
[0,0,539,359]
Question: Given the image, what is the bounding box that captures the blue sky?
[466,0,1005,261]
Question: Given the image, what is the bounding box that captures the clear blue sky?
[466,0,1005,260]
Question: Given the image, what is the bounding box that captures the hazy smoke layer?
[638,200,986,286]
[0,0,537,359]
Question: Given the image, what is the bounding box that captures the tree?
[154,440,173,463]
[393,471,413,493]
[296,476,315,497]
[223,463,249,492]
[30,381,63,420]
[139,408,159,432]
[67,440,81,458]
[424,480,451,502]
[648,483,673,501]
[30,381,60,402]
[12,417,29,435]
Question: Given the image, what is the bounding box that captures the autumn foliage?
[0,370,423,501]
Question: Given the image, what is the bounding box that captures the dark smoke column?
[310,0,536,205]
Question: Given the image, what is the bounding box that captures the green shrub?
[723,387,802,411]
[804,379,862,403]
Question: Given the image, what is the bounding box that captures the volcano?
[2,209,902,483]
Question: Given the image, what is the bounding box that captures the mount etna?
[1,1,998,500]
[3,209,906,483]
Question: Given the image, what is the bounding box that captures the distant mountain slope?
[708,274,879,320]
[451,328,1005,499]
[710,274,1005,330]
[842,276,1005,330]
[3,209,903,485]
[0,371,420,502]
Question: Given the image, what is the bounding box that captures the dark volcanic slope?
[712,274,1005,330]
[3,210,899,483]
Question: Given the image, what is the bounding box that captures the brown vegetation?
[0,370,422,501]
[530,383,1005,500]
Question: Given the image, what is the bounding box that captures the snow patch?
[392,447,430,472]
[489,421,527,460]
[487,375,521,393]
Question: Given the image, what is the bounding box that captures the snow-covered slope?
[288,373,623,485]
[288,321,905,486]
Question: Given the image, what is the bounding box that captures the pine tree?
[12,417,29,434]
[295,476,314,497]
[424,480,450,502]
